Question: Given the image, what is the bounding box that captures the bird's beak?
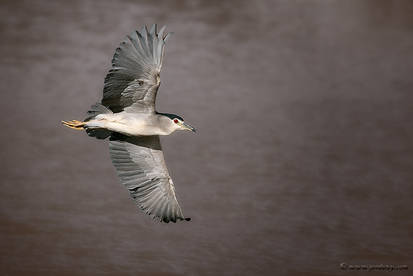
[180,122,196,133]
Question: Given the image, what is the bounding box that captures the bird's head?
[160,113,196,133]
[171,115,196,133]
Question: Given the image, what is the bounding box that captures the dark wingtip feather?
[163,32,173,42]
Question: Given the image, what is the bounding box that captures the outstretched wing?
[102,24,171,113]
[109,135,189,223]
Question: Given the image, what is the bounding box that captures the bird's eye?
[138,80,144,86]
[173,119,179,124]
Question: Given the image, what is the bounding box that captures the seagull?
[62,25,195,223]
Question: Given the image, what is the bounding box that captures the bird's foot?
[62,120,86,130]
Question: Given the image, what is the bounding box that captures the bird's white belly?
[87,113,165,136]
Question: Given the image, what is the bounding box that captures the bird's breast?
[118,114,168,136]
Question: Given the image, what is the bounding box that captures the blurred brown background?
[1,0,412,275]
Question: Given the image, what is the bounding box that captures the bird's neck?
[153,113,177,135]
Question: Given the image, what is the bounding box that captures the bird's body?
[86,112,177,136]
[62,25,195,223]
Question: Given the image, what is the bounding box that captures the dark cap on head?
[157,112,184,121]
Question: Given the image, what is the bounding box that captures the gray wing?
[102,24,171,113]
[109,135,189,223]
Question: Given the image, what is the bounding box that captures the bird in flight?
[62,25,195,223]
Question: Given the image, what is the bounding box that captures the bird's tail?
[62,103,112,139]
[85,103,112,121]
[86,103,112,139]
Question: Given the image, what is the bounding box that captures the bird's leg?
[61,120,86,130]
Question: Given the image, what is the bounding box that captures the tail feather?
[85,103,112,121]
[85,103,112,139]
[62,103,112,139]
[85,128,111,139]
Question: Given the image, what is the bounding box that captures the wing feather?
[109,135,189,223]
[102,24,170,113]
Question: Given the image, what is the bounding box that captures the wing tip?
[141,24,170,40]
[160,217,191,223]
[140,205,189,224]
